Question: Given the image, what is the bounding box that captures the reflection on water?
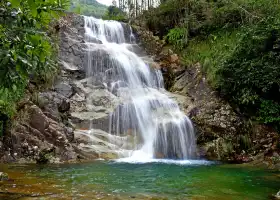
[0,161,279,200]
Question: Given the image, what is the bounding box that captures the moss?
[36,148,56,164]
[0,172,9,181]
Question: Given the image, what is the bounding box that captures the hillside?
[128,0,280,165]
[136,0,280,131]
[70,0,107,18]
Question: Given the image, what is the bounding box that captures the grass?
[181,29,241,87]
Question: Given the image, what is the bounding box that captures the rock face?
[171,64,279,164]
[131,25,165,56]
[2,100,78,163]
[1,14,278,165]
[0,14,123,163]
[59,14,86,72]
[170,63,248,161]
[132,24,280,165]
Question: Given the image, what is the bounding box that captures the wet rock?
[58,98,70,112]
[1,14,128,164]
[131,25,165,56]
[28,105,50,133]
[99,152,118,160]
[203,138,235,161]
[71,93,85,102]
[87,37,102,44]
[58,14,86,72]
[74,130,93,144]
[167,63,247,160]
[54,82,73,98]
[60,60,81,71]
[71,112,109,131]
[36,147,56,164]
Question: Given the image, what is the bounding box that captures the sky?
[96,0,112,6]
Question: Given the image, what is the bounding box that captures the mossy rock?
[36,147,56,164]
[0,172,9,181]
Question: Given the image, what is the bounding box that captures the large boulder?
[74,129,131,160]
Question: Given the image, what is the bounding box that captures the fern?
[165,27,187,50]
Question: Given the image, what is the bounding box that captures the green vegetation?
[0,0,69,135]
[103,5,127,22]
[164,27,187,50]
[141,0,280,130]
[70,0,107,18]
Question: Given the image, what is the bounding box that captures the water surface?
[0,161,279,199]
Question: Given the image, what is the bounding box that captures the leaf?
[28,0,38,17]
[29,35,40,45]
[10,0,20,8]
[12,84,17,92]
[0,100,5,106]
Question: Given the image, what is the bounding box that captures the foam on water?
[115,154,214,165]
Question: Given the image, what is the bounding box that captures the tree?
[112,0,117,6]
[117,0,161,17]
[0,0,69,135]
[103,5,127,21]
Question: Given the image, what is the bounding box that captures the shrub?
[70,0,107,18]
[164,27,187,50]
[102,6,128,22]
[176,0,280,129]
[0,0,68,133]
[258,100,280,126]
[216,17,280,128]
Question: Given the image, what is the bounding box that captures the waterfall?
[84,16,196,161]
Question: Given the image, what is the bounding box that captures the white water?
[84,16,196,161]
[115,157,214,165]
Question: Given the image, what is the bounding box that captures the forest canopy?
[70,0,107,18]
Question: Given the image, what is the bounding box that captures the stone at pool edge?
[271,190,280,200]
[0,172,9,181]
[275,191,280,199]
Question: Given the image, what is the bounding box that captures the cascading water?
[84,16,196,161]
